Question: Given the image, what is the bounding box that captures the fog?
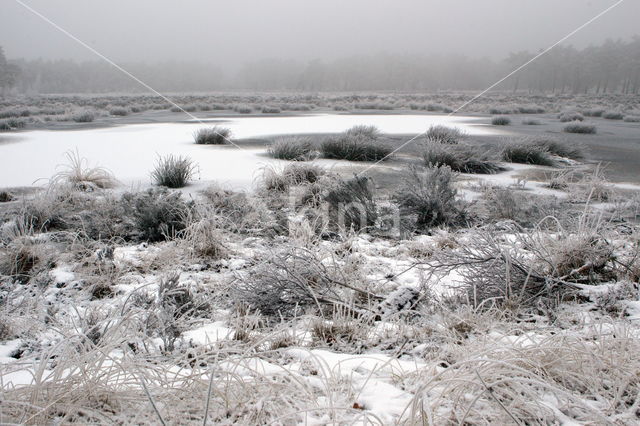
[2,0,639,67]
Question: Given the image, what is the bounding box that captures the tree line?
[1,37,639,94]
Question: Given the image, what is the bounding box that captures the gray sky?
[1,0,638,67]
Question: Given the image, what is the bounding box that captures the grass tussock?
[529,137,584,160]
[0,240,41,281]
[267,136,316,161]
[71,109,95,123]
[201,184,271,233]
[345,124,381,140]
[178,211,228,259]
[502,141,554,166]
[194,126,231,145]
[109,107,129,116]
[50,149,117,190]
[233,105,252,114]
[564,122,597,134]
[321,125,391,161]
[479,186,561,227]
[262,163,326,192]
[558,111,584,122]
[121,188,191,242]
[325,176,377,231]
[0,190,15,202]
[571,165,614,202]
[394,165,466,231]
[602,110,624,120]
[422,140,504,174]
[521,118,541,125]
[261,105,281,114]
[151,154,197,188]
[583,108,605,117]
[425,125,465,144]
[491,116,511,125]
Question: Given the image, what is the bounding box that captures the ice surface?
[0,114,495,189]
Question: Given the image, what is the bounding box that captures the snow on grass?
[182,321,234,345]
[286,348,421,423]
[49,266,75,285]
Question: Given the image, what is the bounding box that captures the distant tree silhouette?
[0,46,21,93]
[5,38,640,94]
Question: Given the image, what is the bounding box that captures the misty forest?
[1,1,640,424]
[3,38,640,93]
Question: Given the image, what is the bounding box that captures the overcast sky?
[2,0,638,67]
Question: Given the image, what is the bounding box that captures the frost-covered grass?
[151,154,197,188]
[261,105,281,114]
[564,122,597,134]
[267,136,315,161]
[321,125,392,161]
[502,140,555,166]
[558,111,584,122]
[71,109,95,123]
[425,125,465,144]
[529,137,584,159]
[194,126,231,145]
[109,107,129,116]
[1,95,640,423]
[421,140,503,174]
[491,115,511,125]
[50,149,117,190]
[603,110,624,120]
[261,163,326,191]
[0,168,639,424]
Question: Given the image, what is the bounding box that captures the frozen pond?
[0,114,497,189]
